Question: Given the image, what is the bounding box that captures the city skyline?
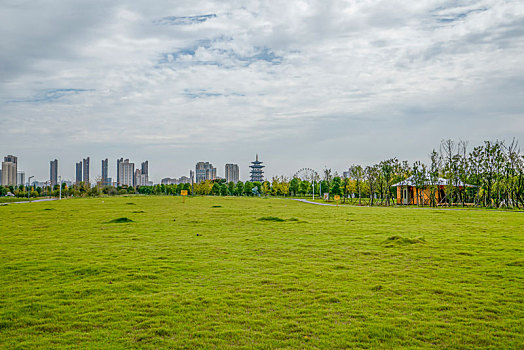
[1,1,523,182]
[0,153,276,185]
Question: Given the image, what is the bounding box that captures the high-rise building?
[116,159,120,186]
[249,154,265,182]
[134,161,149,186]
[135,170,148,186]
[101,159,111,186]
[75,162,82,183]
[17,171,25,187]
[50,159,58,187]
[117,158,134,186]
[1,155,18,186]
[141,161,148,176]
[82,157,90,184]
[195,162,216,183]
[225,164,239,183]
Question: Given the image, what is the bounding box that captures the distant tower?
[225,164,239,183]
[195,162,216,183]
[1,155,17,186]
[141,161,148,176]
[82,157,90,184]
[50,159,58,187]
[249,154,265,182]
[117,158,134,186]
[102,158,111,186]
[75,162,83,184]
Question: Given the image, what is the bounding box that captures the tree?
[323,168,333,183]
[428,149,440,207]
[227,182,235,196]
[342,176,349,203]
[244,181,254,196]
[330,177,343,196]
[349,165,364,205]
[320,180,329,197]
[379,158,398,206]
[219,183,228,196]
[235,181,244,196]
[299,180,310,196]
[261,181,271,196]
[365,165,379,206]
[412,161,427,206]
[289,178,300,197]
[211,182,221,196]
[481,141,504,207]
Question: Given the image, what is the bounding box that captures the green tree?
[261,181,271,196]
[300,180,311,196]
[365,165,379,206]
[244,181,254,196]
[227,182,235,195]
[350,165,364,205]
[320,180,329,197]
[211,182,221,196]
[289,178,300,196]
[235,181,244,196]
[330,177,343,196]
[219,183,228,196]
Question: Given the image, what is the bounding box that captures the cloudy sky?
[1,0,523,183]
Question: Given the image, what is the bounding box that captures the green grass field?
[0,196,522,349]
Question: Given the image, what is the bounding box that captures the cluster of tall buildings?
[75,157,90,184]
[116,158,150,187]
[160,156,262,186]
[195,162,217,183]
[195,162,241,183]
[185,156,262,184]
[1,154,265,189]
[73,157,151,187]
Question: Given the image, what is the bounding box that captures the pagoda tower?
[249,154,265,182]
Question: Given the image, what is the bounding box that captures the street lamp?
[59,176,62,200]
[28,176,34,200]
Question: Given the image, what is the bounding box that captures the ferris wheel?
[293,168,320,182]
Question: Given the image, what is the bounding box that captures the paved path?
[291,199,337,206]
[0,198,58,205]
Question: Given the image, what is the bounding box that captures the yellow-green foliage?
[0,196,522,348]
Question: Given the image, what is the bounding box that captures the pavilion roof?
[392,175,474,187]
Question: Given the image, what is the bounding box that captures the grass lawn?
[0,196,522,348]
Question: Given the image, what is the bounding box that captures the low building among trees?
[392,176,474,206]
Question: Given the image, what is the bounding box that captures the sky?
[1,0,523,183]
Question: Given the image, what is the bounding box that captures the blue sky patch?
[154,14,216,25]
[7,88,92,104]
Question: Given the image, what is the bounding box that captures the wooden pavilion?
[392,176,474,205]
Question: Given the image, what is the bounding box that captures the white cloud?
[0,0,523,182]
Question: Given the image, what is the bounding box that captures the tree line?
[1,139,522,208]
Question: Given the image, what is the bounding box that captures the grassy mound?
[258,216,285,222]
[108,217,134,223]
